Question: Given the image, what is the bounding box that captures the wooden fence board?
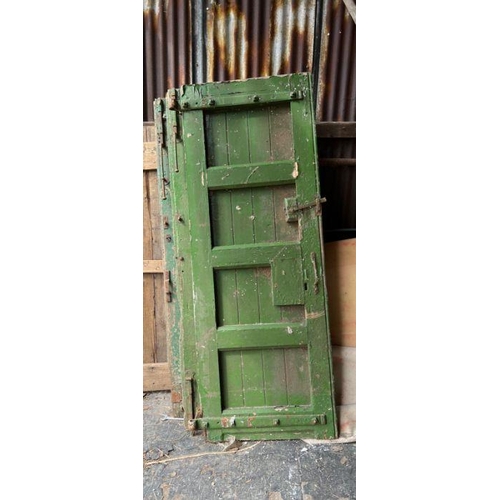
[143,260,163,273]
[143,123,170,384]
[143,141,157,170]
[143,274,156,363]
[324,239,356,347]
[143,363,172,391]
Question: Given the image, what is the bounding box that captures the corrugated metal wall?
[143,0,356,122]
[143,0,355,238]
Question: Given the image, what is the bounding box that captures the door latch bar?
[285,196,326,222]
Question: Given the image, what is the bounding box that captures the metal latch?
[285,196,327,222]
[165,270,172,302]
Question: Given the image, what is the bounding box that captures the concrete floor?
[144,392,356,500]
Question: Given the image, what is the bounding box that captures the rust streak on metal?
[143,0,355,124]
[206,2,215,82]
[215,2,227,81]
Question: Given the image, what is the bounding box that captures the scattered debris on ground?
[144,392,356,499]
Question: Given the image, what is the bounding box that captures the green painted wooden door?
[156,73,337,441]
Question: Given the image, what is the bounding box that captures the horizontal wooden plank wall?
[143,123,171,391]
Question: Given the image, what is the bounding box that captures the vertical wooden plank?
[251,186,276,243]
[324,239,356,347]
[214,270,239,326]
[148,170,168,363]
[255,267,282,323]
[241,350,266,406]
[220,350,245,409]
[273,184,299,242]
[284,348,311,405]
[143,169,156,363]
[143,274,156,363]
[247,107,271,162]
[267,100,296,245]
[210,190,234,247]
[231,191,254,244]
[148,171,163,261]
[182,110,222,416]
[280,305,305,323]
[290,73,337,428]
[206,111,234,248]
[205,112,228,166]
[225,110,259,330]
[268,103,294,161]
[143,122,156,142]
[143,172,153,260]
[262,349,288,406]
[227,111,254,245]
[235,269,259,324]
[246,104,274,319]
[206,111,239,325]
[153,275,167,362]
[227,110,250,164]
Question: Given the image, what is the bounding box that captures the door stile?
[290,75,337,431]
[181,110,222,418]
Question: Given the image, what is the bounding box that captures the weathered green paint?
[154,98,183,414]
[271,257,305,306]
[156,73,337,441]
[216,324,307,350]
[206,160,297,190]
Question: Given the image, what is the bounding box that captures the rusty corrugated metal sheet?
[143,0,192,121]
[316,0,356,121]
[143,0,355,123]
[205,0,317,82]
[143,0,355,237]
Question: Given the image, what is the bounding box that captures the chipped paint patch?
[244,166,260,183]
[292,161,299,178]
[221,416,236,428]
[306,310,325,319]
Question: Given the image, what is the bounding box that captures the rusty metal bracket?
[154,99,164,148]
[179,89,304,111]
[161,176,170,200]
[165,270,172,302]
[184,370,195,432]
[285,196,326,222]
[194,414,327,430]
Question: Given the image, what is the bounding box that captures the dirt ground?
[144,391,356,500]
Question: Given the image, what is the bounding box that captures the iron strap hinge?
[154,99,165,148]
[167,90,181,140]
[285,195,327,222]
[192,414,327,430]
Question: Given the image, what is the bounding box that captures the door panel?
[156,74,337,441]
